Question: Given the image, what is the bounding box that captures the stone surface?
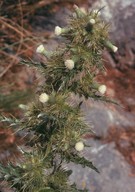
[92,0,135,33]
[31,7,70,31]
[68,140,135,192]
[81,100,135,137]
[92,0,135,69]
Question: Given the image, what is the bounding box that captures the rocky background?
[0,0,135,191]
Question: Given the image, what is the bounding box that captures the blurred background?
[0,0,135,191]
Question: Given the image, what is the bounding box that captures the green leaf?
[64,153,99,173]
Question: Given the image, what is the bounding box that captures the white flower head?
[98,85,107,94]
[36,44,45,54]
[39,93,49,103]
[89,18,96,25]
[104,41,118,53]
[18,104,27,110]
[55,26,62,36]
[75,141,84,152]
[65,59,74,70]
[112,45,118,52]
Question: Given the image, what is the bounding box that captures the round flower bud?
[54,26,62,36]
[112,45,118,53]
[39,93,49,103]
[104,40,118,53]
[98,85,107,95]
[36,44,45,54]
[89,18,96,25]
[65,59,74,70]
[75,141,84,152]
[19,104,27,110]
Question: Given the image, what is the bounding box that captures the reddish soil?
[0,127,22,164]
[103,66,135,113]
[103,124,135,178]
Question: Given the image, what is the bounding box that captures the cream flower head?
[39,93,49,103]
[36,44,45,54]
[89,18,96,25]
[75,141,84,152]
[54,26,62,36]
[98,85,107,94]
[65,59,74,70]
[112,45,118,52]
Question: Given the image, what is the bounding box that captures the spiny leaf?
[65,153,99,173]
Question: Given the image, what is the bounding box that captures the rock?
[91,0,135,69]
[68,140,135,192]
[92,0,135,36]
[81,100,135,137]
[31,7,70,31]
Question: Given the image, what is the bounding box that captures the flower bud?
[54,26,62,36]
[73,4,86,17]
[75,141,84,151]
[112,45,118,53]
[104,40,118,53]
[39,93,49,103]
[89,18,96,25]
[36,44,46,54]
[55,26,70,36]
[98,85,107,94]
[19,104,27,110]
[65,59,74,70]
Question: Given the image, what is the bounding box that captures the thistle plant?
[0,5,118,192]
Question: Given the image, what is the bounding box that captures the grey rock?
[68,140,135,192]
[92,0,135,34]
[91,0,135,68]
[81,100,135,137]
[31,7,70,31]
